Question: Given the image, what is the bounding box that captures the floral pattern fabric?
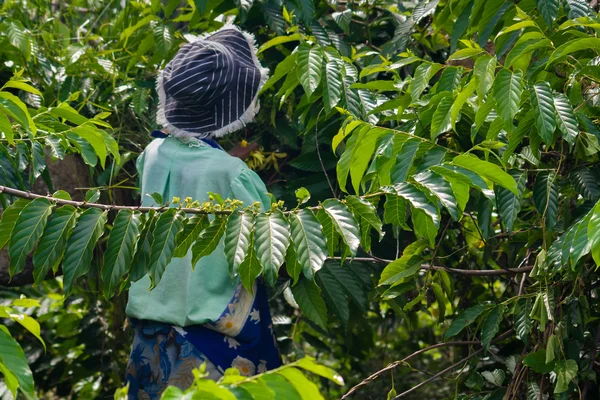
[125,281,281,399]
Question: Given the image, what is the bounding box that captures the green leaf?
[224,212,254,276]
[33,205,77,285]
[296,357,344,385]
[553,93,579,147]
[148,209,185,288]
[317,268,349,325]
[0,326,34,398]
[71,125,108,169]
[63,208,107,295]
[349,127,384,193]
[383,194,408,228]
[452,154,518,194]
[448,47,482,61]
[474,56,497,100]
[323,199,360,256]
[481,369,506,387]
[554,359,578,394]
[410,62,442,100]
[0,199,28,250]
[258,34,302,54]
[589,202,600,266]
[102,210,141,298]
[450,78,477,130]
[4,80,42,98]
[85,189,101,203]
[445,304,487,339]
[0,91,35,134]
[324,262,368,310]
[173,214,208,258]
[260,375,301,400]
[430,96,454,139]
[323,60,343,113]
[297,42,323,97]
[514,299,533,344]
[316,209,338,257]
[8,198,53,276]
[291,278,328,331]
[279,367,324,400]
[415,171,460,220]
[523,350,555,374]
[8,312,44,350]
[493,69,523,127]
[0,109,13,145]
[239,233,262,293]
[548,37,600,65]
[346,195,383,235]
[379,254,423,286]
[191,216,226,268]
[437,67,463,93]
[533,171,559,231]
[536,0,559,26]
[495,170,526,233]
[531,82,557,145]
[412,208,438,246]
[393,182,440,225]
[261,52,297,94]
[390,138,420,184]
[254,211,291,286]
[481,305,505,351]
[289,210,327,281]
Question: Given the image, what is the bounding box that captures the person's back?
[124,26,280,399]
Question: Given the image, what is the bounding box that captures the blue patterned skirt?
[125,283,281,399]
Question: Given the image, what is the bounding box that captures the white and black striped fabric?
[156,26,268,138]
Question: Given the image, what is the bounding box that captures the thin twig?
[342,330,514,398]
[331,256,533,276]
[315,108,337,198]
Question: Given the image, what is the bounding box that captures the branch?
[342,329,514,398]
[332,256,533,276]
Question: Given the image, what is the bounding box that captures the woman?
[125,25,281,399]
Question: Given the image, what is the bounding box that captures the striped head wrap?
[156,25,269,138]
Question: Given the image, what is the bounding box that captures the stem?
[331,256,533,276]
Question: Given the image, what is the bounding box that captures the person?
[124,25,281,399]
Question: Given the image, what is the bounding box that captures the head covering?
[156,25,269,138]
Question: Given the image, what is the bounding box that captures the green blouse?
[125,137,270,327]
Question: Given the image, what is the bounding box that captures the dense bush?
[2,0,600,399]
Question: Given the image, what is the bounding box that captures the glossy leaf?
[191,216,226,268]
[254,211,291,286]
[8,198,53,276]
[531,82,556,145]
[32,205,78,285]
[148,209,185,288]
[452,154,518,194]
[0,326,34,398]
[224,212,254,276]
[63,208,107,295]
[553,93,579,147]
[297,42,323,96]
[493,69,523,127]
[102,210,141,298]
[445,304,487,339]
[289,210,327,280]
[291,277,328,331]
[0,199,28,250]
[323,199,360,256]
[533,171,559,231]
[239,233,262,293]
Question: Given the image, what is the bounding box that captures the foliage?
[2,0,600,399]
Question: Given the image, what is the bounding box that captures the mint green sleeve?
[228,168,271,212]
